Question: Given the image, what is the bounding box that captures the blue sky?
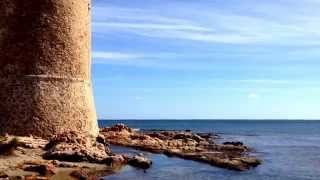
[91,0,320,120]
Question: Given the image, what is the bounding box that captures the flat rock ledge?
[100,124,262,171]
[0,132,151,179]
[0,124,261,179]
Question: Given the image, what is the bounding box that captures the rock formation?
[0,0,98,137]
[100,124,261,171]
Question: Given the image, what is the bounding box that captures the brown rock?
[43,132,110,163]
[108,154,128,165]
[96,134,109,146]
[196,133,217,139]
[16,136,48,149]
[25,175,49,180]
[173,133,204,142]
[128,156,152,169]
[0,137,18,155]
[101,124,132,133]
[100,124,262,171]
[44,142,109,163]
[51,160,79,168]
[70,169,90,180]
[44,131,90,150]
[23,164,55,176]
[147,132,167,140]
[0,171,9,179]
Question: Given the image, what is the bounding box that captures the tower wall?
[0,0,98,137]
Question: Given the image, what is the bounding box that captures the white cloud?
[92,2,320,45]
[134,96,144,101]
[91,1,320,69]
[93,22,211,32]
[248,93,260,99]
[92,52,142,61]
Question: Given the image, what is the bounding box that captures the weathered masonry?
[0,0,98,137]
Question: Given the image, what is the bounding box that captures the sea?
[98,120,320,180]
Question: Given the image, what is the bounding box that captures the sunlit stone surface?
[0,0,98,137]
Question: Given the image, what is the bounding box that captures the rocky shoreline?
[100,124,261,171]
[0,124,261,179]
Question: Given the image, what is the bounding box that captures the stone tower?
[0,0,99,138]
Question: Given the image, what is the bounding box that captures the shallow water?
[99,120,320,180]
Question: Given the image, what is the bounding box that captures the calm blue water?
[99,120,320,180]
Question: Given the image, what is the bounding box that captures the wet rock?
[223,141,244,146]
[108,154,128,165]
[234,157,262,167]
[210,157,261,171]
[196,133,216,139]
[128,156,152,169]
